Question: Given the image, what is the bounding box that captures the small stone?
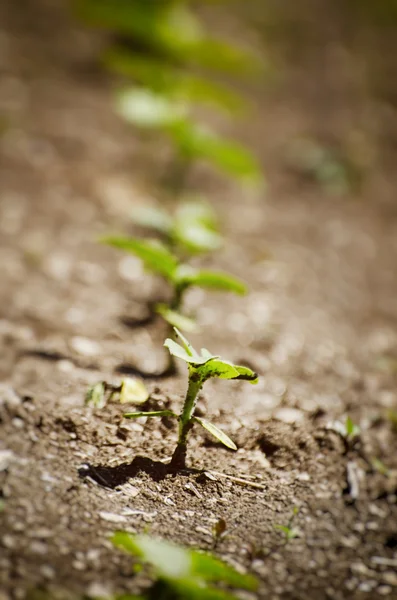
[70,336,101,357]
[40,565,55,579]
[86,582,113,598]
[0,385,21,408]
[11,417,24,429]
[98,511,127,523]
[358,581,377,592]
[2,535,15,549]
[0,450,15,471]
[72,560,86,571]
[382,572,397,586]
[273,407,304,424]
[30,541,48,555]
[378,586,393,596]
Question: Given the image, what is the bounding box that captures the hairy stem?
[170,370,202,469]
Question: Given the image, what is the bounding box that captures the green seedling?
[112,531,258,600]
[116,87,262,188]
[387,409,397,434]
[371,458,391,478]
[101,236,246,322]
[130,198,222,256]
[331,415,361,443]
[125,328,258,469]
[85,378,149,408]
[274,507,301,542]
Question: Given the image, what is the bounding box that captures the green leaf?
[119,378,149,404]
[130,205,172,234]
[85,382,106,408]
[167,122,262,183]
[100,236,178,279]
[194,417,237,450]
[164,338,206,364]
[156,304,198,333]
[177,268,247,296]
[112,532,192,579]
[173,327,198,358]
[345,416,360,438]
[190,550,258,591]
[234,365,259,384]
[124,410,177,419]
[201,359,240,380]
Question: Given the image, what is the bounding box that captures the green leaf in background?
[193,417,237,450]
[156,304,198,333]
[176,268,247,296]
[101,236,178,279]
[173,200,222,254]
[116,87,187,129]
[124,410,177,419]
[85,382,106,408]
[130,204,172,234]
[345,415,360,438]
[119,378,149,404]
[105,49,245,115]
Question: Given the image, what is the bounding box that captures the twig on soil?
[206,470,267,490]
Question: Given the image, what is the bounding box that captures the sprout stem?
[170,370,202,469]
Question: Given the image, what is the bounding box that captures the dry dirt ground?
[1,1,397,599]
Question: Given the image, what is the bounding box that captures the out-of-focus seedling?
[124,328,258,469]
[130,198,222,256]
[112,531,258,600]
[330,415,361,445]
[101,236,246,328]
[371,458,391,478]
[274,507,301,542]
[387,409,397,434]
[85,378,149,408]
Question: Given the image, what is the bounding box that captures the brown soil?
[1,1,397,600]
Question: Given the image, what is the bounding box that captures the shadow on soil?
[78,456,200,488]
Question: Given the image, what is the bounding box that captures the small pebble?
[70,336,101,357]
[378,585,393,595]
[382,572,397,586]
[40,565,55,579]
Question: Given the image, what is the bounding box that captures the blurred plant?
[330,415,361,444]
[74,0,263,189]
[85,377,149,408]
[101,235,246,332]
[274,507,301,542]
[112,531,258,599]
[286,138,357,196]
[125,328,257,469]
[130,197,222,256]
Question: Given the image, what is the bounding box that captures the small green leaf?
[371,458,390,477]
[201,359,240,380]
[173,200,222,254]
[85,382,106,408]
[164,338,200,364]
[173,327,199,358]
[101,236,178,279]
[156,304,198,333]
[177,268,247,295]
[194,417,237,450]
[345,416,360,439]
[124,410,177,419]
[119,378,149,404]
[234,365,259,383]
